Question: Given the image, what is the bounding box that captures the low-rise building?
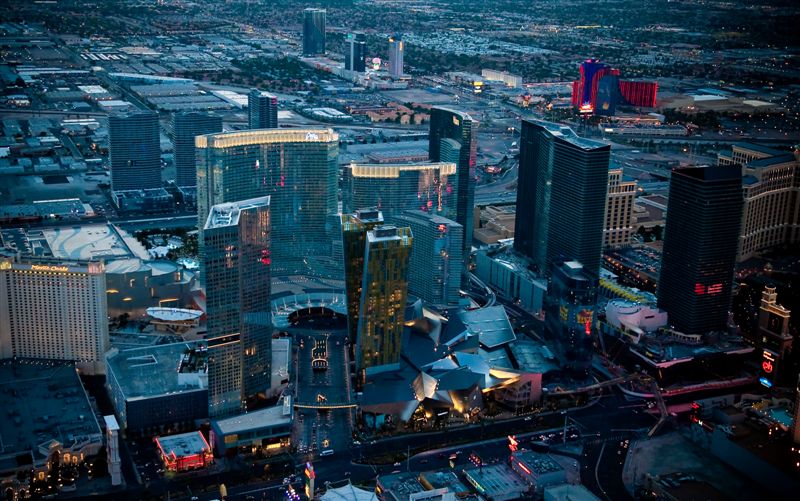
[105,258,197,319]
[474,205,515,245]
[463,464,529,501]
[105,342,209,433]
[474,246,547,316]
[154,431,213,472]
[509,451,567,494]
[209,397,293,456]
[0,362,103,486]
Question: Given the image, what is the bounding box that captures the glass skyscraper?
[388,35,404,78]
[172,112,222,187]
[357,225,412,376]
[248,89,278,129]
[303,8,326,56]
[341,209,385,344]
[196,129,340,278]
[343,162,456,217]
[513,119,610,279]
[109,110,161,191]
[388,210,463,308]
[544,260,596,374]
[657,165,744,334]
[203,196,272,415]
[345,33,367,72]
[428,107,477,261]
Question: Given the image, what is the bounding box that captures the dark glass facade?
[657,165,744,334]
[203,196,272,415]
[544,261,596,374]
[341,209,384,344]
[388,210,463,308]
[172,112,222,187]
[109,111,161,191]
[343,162,456,217]
[428,107,477,263]
[196,129,340,279]
[513,119,610,279]
[303,8,326,56]
[248,90,278,129]
[345,33,367,72]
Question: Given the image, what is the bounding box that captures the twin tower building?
[193,108,476,413]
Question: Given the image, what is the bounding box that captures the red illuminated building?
[155,431,214,472]
[571,59,657,115]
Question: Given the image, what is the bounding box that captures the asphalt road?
[293,329,353,458]
[171,388,654,501]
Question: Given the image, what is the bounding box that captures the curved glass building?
[197,129,340,278]
[343,161,456,217]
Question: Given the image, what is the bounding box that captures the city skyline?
[0,1,798,500]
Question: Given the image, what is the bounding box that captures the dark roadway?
[158,388,654,501]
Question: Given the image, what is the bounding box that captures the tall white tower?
[104,415,122,486]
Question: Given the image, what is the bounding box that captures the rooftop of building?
[527,119,609,151]
[352,209,384,225]
[196,128,337,149]
[377,471,425,501]
[146,307,203,323]
[674,164,741,182]
[463,463,527,495]
[629,330,754,366]
[418,469,470,494]
[155,431,210,458]
[459,305,517,349]
[212,397,292,435]
[0,361,102,471]
[204,195,270,230]
[320,482,378,501]
[432,106,474,122]
[106,341,207,401]
[367,225,412,244]
[249,89,277,98]
[508,340,560,374]
[104,257,181,276]
[511,450,565,474]
[0,224,135,261]
[746,153,796,168]
[347,161,457,178]
[732,142,786,157]
[477,246,548,284]
[397,209,463,227]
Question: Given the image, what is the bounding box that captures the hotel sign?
[30,264,70,272]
